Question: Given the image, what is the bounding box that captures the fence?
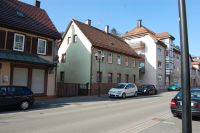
[90,83,117,95]
[57,82,88,97]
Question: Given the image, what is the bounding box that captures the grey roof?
[0,50,53,66]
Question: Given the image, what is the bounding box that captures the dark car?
[170,88,200,117]
[138,84,157,95]
[168,84,181,91]
[0,86,34,110]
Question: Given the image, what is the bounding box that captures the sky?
[20,0,199,56]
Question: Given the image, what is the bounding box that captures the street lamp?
[95,51,104,97]
[178,0,192,133]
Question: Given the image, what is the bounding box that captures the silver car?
[108,83,138,98]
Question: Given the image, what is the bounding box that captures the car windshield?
[176,89,200,99]
[139,85,149,89]
[115,84,126,89]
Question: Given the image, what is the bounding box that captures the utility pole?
[178,0,192,133]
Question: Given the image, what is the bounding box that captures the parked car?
[108,83,138,98]
[167,84,181,91]
[170,88,200,117]
[138,84,157,95]
[0,86,34,110]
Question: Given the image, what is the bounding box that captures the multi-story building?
[0,0,61,96]
[191,61,200,87]
[123,20,167,89]
[57,19,140,95]
[172,47,181,86]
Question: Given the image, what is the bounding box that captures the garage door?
[13,68,28,86]
[31,69,45,94]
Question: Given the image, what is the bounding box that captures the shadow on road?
[0,91,172,114]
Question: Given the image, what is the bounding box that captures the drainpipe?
[89,46,94,96]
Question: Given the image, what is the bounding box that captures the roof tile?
[0,0,61,39]
[73,19,139,58]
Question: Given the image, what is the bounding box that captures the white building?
[123,20,167,90]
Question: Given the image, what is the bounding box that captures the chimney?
[85,19,91,26]
[35,0,40,8]
[137,19,142,28]
[105,25,109,33]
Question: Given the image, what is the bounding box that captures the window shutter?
[47,41,53,56]
[0,30,6,49]
[6,32,14,50]
[25,36,31,53]
[31,37,38,54]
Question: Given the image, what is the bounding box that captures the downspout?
[89,46,94,96]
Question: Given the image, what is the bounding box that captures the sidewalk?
[140,116,200,133]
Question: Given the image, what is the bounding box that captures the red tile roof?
[72,19,140,58]
[124,26,167,48]
[156,32,175,40]
[192,62,200,65]
[0,0,61,39]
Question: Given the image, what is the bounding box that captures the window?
[117,55,121,65]
[158,75,162,82]
[108,73,112,83]
[60,72,64,82]
[157,47,162,55]
[108,53,112,63]
[166,63,170,69]
[117,73,121,83]
[13,33,25,51]
[61,53,66,63]
[158,61,162,69]
[67,37,71,44]
[96,72,102,82]
[125,74,129,83]
[133,74,136,83]
[37,39,47,55]
[132,59,136,67]
[73,35,78,43]
[125,57,129,66]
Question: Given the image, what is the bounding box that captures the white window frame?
[13,33,25,52]
[117,55,121,65]
[67,36,71,44]
[73,35,78,43]
[37,38,47,55]
[107,52,113,64]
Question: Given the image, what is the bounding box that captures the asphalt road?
[0,91,199,133]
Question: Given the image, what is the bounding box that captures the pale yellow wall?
[0,61,10,85]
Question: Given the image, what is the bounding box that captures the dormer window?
[16,10,25,18]
[13,33,25,52]
[37,39,47,55]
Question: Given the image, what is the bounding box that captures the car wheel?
[154,90,157,95]
[122,93,126,99]
[134,91,138,97]
[20,101,30,110]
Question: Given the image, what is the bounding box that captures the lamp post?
[95,51,104,97]
[178,0,192,133]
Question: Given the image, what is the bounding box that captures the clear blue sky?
[21,0,199,56]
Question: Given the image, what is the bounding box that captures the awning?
[0,50,54,66]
